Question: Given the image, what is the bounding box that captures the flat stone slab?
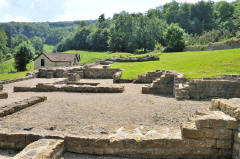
[14,139,64,159]
[211,98,240,120]
[181,122,233,140]
[0,96,47,118]
[194,111,238,129]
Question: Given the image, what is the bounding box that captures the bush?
[164,24,185,52]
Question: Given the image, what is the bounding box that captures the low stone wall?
[141,70,240,100]
[0,96,47,117]
[15,139,64,159]
[184,38,240,51]
[14,83,125,93]
[0,75,35,84]
[134,70,167,84]
[106,55,160,62]
[142,74,175,95]
[38,67,121,79]
[83,68,121,79]
[0,84,2,91]
[0,92,8,99]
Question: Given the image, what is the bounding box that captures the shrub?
[164,24,185,52]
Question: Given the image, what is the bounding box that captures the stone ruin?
[0,84,8,99]
[105,54,160,63]
[1,97,240,158]
[37,67,122,79]
[141,70,240,100]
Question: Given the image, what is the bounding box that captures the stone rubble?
[14,139,64,159]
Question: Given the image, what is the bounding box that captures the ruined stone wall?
[83,68,121,79]
[38,67,121,79]
[187,79,240,100]
[141,70,240,100]
[134,70,165,83]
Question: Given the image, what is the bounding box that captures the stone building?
[34,53,80,70]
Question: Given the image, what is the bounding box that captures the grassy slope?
[111,48,240,79]
[0,59,34,81]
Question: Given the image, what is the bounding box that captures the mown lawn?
[111,48,240,79]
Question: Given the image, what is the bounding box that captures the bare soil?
[0,78,210,135]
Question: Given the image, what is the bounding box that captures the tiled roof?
[42,53,78,62]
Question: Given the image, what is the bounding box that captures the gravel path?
[0,78,210,135]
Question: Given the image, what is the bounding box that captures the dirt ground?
[0,78,210,135]
[62,152,132,159]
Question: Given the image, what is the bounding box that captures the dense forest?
[0,0,240,63]
[56,0,240,53]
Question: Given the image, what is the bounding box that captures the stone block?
[15,139,64,159]
[0,84,3,91]
[0,92,8,99]
[47,72,54,79]
[68,73,80,82]
[65,135,220,158]
[181,122,233,139]
[211,98,240,120]
[195,111,238,130]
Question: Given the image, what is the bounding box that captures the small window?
[41,59,45,67]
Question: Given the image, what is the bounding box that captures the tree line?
[57,0,240,53]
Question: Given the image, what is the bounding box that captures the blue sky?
[0,0,235,22]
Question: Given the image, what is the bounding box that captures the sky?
[0,0,235,22]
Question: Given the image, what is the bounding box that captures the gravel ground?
[62,153,132,159]
[0,78,210,135]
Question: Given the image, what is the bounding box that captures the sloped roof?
[35,53,79,62]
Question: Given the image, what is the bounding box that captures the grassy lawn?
[43,44,54,52]
[0,59,34,81]
[1,48,240,81]
[111,48,240,79]
[64,50,132,64]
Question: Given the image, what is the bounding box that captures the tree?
[190,1,215,33]
[164,24,185,52]
[14,41,34,71]
[162,1,180,24]
[87,28,109,51]
[0,29,9,55]
[30,36,43,54]
[11,34,28,49]
[214,1,234,23]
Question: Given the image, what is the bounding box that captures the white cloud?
[1,15,30,22]
[0,0,10,9]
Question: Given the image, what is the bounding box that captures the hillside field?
[0,48,240,81]
[111,48,240,79]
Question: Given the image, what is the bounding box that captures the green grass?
[2,48,240,81]
[64,50,132,64]
[43,44,54,52]
[111,48,240,79]
[0,59,34,81]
